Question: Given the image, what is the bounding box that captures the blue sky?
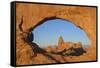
[32,19,90,48]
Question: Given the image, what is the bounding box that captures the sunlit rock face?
[58,36,64,46]
[16,3,97,65]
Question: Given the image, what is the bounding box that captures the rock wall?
[16,3,97,65]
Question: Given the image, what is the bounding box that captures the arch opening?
[31,18,90,48]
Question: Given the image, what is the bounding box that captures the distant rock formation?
[57,36,66,51]
[73,42,83,48]
[45,46,52,52]
[48,36,86,56]
[62,42,86,56]
[58,36,64,46]
[44,36,86,56]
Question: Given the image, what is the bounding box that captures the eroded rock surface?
[16,3,97,65]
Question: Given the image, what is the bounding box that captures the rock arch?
[16,3,97,65]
